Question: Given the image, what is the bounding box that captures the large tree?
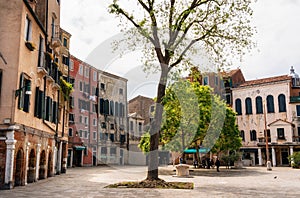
[109,0,255,180]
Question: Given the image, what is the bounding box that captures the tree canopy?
[109,0,256,180]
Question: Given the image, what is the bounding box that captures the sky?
[60,0,300,99]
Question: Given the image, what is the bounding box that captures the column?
[4,131,17,189]
[258,148,262,166]
[24,142,30,185]
[56,142,62,174]
[35,144,41,181]
[290,146,294,165]
[272,147,276,167]
[53,146,57,175]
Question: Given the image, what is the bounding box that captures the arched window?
[235,99,242,115]
[278,94,286,112]
[250,130,257,141]
[256,96,263,114]
[240,130,245,141]
[115,101,119,117]
[245,97,252,114]
[267,95,274,113]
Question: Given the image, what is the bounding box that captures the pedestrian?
[206,158,211,169]
[211,158,215,169]
[202,158,206,168]
[179,157,183,164]
[216,158,220,172]
[193,159,198,168]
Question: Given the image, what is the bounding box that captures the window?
[69,114,74,123]
[100,83,105,90]
[100,99,104,114]
[278,94,286,112]
[130,121,134,131]
[235,99,242,115]
[110,124,114,130]
[119,88,123,95]
[245,98,252,115]
[138,122,142,133]
[70,60,74,71]
[256,96,263,114]
[250,130,257,141]
[63,37,67,47]
[52,101,58,123]
[215,76,218,86]
[110,134,114,142]
[101,122,106,129]
[92,104,96,113]
[225,93,231,105]
[104,100,109,115]
[110,147,116,155]
[84,131,88,139]
[93,71,97,81]
[84,117,88,125]
[267,95,274,113]
[79,115,82,124]
[24,15,32,41]
[69,128,73,137]
[93,118,97,126]
[240,130,245,141]
[18,73,31,113]
[277,128,285,140]
[115,102,119,116]
[120,134,126,145]
[84,83,90,93]
[84,67,89,78]
[51,17,55,38]
[101,147,107,155]
[69,96,74,108]
[45,96,53,121]
[79,130,83,137]
[93,131,96,140]
[38,35,44,67]
[79,64,83,75]
[100,133,105,140]
[62,56,69,66]
[110,101,114,115]
[79,81,83,92]
[203,76,208,85]
[296,105,300,117]
[34,87,44,118]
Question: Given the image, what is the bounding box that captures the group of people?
[193,157,221,172]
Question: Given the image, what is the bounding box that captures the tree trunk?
[146,67,168,180]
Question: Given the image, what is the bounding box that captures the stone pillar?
[4,131,17,189]
[258,148,262,166]
[272,147,276,167]
[56,142,62,174]
[24,142,30,185]
[35,144,41,181]
[290,146,294,165]
[53,146,57,175]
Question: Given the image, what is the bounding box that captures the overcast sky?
[61,0,300,98]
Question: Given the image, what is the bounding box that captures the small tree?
[288,152,300,168]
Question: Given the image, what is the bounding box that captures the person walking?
[216,158,220,172]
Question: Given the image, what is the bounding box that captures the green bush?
[288,152,300,168]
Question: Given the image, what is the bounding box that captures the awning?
[184,148,210,154]
[74,146,85,151]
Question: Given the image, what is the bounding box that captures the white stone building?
[232,67,300,166]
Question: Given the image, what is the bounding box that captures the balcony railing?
[51,24,61,48]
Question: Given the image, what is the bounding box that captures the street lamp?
[263,101,272,171]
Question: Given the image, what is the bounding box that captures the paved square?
[1,166,300,198]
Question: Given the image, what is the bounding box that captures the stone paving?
[1,165,300,198]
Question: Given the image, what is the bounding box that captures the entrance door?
[282,151,289,165]
[15,149,24,186]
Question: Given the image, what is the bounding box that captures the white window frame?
[93,71,97,81]
[24,15,32,41]
[79,64,83,75]
[85,67,89,78]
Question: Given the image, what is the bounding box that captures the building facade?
[98,71,128,165]
[0,0,68,189]
[232,67,300,166]
[68,55,99,167]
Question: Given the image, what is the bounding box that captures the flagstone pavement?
[1,165,300,198]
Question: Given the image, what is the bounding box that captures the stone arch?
[47,151,53,177]
[39,150,46,180]
[14,148,25,186]
[27,149,36,183]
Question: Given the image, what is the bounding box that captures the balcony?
[290,96,300,103]
[51,24,61,49]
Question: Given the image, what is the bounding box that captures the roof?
[239,75,291,87]
[268,119,295,127]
